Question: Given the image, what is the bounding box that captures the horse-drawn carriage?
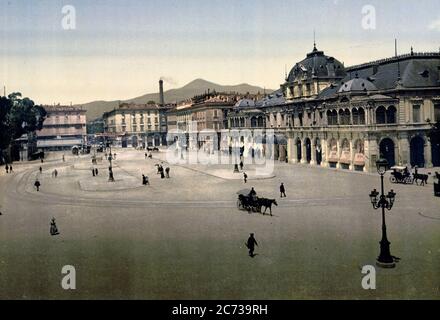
[236,189,278,215]
[389,166,414,185]
[237,193,261,212]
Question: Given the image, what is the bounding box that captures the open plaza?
[0,147,438,299]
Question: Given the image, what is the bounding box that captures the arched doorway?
[121,136,128,148]
[379,138,395,167]
[410,136,425,168]
[154,135,161,146]
[315,138,322,165]
[273,135,280,160]
[432,140,440,167]
[132,136,138,148]
[305,138,312,163]
[296,139,302,162]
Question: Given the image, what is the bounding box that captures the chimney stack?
[159,79,165,107]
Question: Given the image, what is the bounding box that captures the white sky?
[1,0,440,104]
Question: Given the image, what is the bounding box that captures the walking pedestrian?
[243,172,248,183]
[245,233,258,257]
[280,183,286,198]
[239,161,244,171]
[109,167,114,182]
[5,164,8,174]
[62,154,65,162]
[92,168,95,177]
[165,167,170,178]
[95,168,98,176]
[39,166,42,174]
[142,174,146,185]
[9,165,13,173]
[54,169,58,178]
[34,179,41,191]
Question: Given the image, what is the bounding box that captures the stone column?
[398,134,409,166]
[364,138,378,173]
[321,141,328,167]
[425,139,433,168]
[310,140,317,165]
[349,139,354,170]
[336,139,341,169]
[287,136,296,163]
[301,139,307,164]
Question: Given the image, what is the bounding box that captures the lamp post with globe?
[369,158,397,268]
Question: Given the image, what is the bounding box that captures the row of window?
[121,125,159,132]
[230,116,266,128]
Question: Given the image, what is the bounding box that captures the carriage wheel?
[389,176,397,183]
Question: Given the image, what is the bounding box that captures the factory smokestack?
[159,79,165,107]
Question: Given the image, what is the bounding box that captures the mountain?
[76,79,274,121]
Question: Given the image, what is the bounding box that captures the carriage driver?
[248,187,257,201]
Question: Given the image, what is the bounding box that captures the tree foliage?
[0,93,47,150]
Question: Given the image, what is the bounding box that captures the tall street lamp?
[107,139,114,182]
[369,158,397,268]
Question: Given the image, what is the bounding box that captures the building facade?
[167,93,243,150]
[36,105,87,150]
[103,102,170,147]
[260,47,440,172]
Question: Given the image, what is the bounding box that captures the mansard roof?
[345,52,440,90]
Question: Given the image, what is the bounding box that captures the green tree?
[0,93,47,162]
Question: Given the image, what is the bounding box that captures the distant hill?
[76,79,273,121]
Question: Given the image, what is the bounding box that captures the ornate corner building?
[261,45,440,172]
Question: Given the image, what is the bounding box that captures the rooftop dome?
[338,75,377,93]
[287,45,346,82]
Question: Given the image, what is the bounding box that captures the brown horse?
[257,198,278,216]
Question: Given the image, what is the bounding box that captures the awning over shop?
[354,153,365,166]
[339,151,351,164]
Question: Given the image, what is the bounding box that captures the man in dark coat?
[34,179,41,191]
[165,167,170,178]
[246,233,258,257]
[243,172,248,183]
[249,187,256,197]
[280,183,286,198]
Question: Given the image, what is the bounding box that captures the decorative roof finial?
[313,29,317,51]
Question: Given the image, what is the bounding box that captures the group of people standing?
[156,163,170,179]
[4,164,13,174]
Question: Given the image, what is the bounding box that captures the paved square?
[0,149,439,299]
